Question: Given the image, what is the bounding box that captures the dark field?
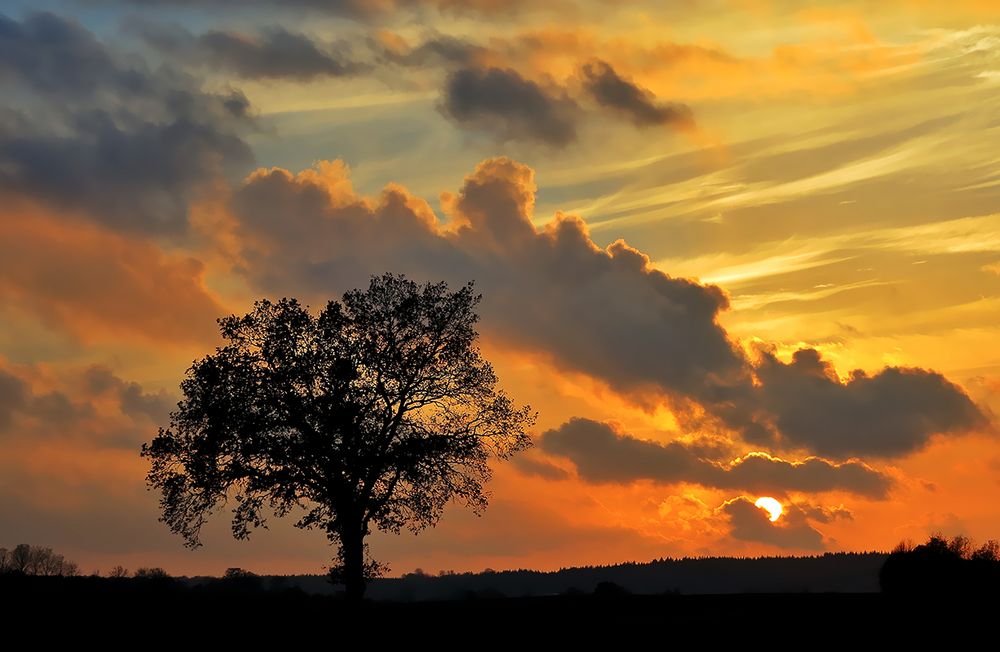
[5,543,996,641]
[2,573,992,642]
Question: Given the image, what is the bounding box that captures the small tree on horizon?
[141,273,535,600]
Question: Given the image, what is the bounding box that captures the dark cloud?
[0,12,253,235]
[228,157,986,461]
[720,497,826,550]
[796,503,853,524]
[511,453,570,481]
[83,366,175,423]
[0,369,27,429]
[135,22,362,81]
[29,391,95,425]
[0,366,92,435]
[539,418,891,497]
[580,59,694,129]
[751,348,988,458]
[440,67,579,146]
[0,363,172,448]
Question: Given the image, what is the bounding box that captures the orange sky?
[0,0,998,577]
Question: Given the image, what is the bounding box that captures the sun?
[755,496,783,522]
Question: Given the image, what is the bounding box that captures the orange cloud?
[0,205,225,345]
[427,21,922,102]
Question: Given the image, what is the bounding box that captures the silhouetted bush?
[880,534,1000,594]
[107,565,129,578]
[133,567,172,582]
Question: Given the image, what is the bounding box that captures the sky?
[1,0,999,577]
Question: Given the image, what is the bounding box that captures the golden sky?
[0,0,998,576]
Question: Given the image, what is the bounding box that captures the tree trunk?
[341,525,367,602]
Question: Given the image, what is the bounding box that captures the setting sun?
[755,497,784,522]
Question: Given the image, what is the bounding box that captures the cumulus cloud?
[226,156,985,460]
[232,157,746,403]
[717,496,851,550]
[539,418,891,497]
[580,59,694,129]
[751,348,988,458]
[440,67,579,146]
[0,12,253,235]
[135,22,363,81]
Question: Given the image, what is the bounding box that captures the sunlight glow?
[755,496,784,522]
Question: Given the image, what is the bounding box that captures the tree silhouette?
[141,273,535,600]
[879,533,1000,594]
[0,544,78,576]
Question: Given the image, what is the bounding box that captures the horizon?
[1,0,999,579]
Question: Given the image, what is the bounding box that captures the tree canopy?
[141,273,535,599]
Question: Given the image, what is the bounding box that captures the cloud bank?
[539,418,892,497]
[227,156,985,460]
[0,12,254,235]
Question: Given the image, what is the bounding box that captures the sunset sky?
[2,0,999,577]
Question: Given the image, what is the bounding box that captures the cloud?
[135,22,363,81]
[227,157,985,460]
[231,157,746,405]
[374,31,485,68]
[0,12,253,235]
[102,0,533,19]
[440,67,579,146]
[539,418,891,497]
[796,503,853,523]
[0,369,28,429]
[0,208,225,344]
[0,368,103,435]
[579,59,694,129]
[0,366,91,438]
[719,496,826,550]
[510,453,570,481]
[751,348,988,458]
[0,362,171,448]
[82,366,175,424]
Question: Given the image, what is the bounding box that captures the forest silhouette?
[3,535,997,637]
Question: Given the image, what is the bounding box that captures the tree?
[141,273,535,600]
[879,533,1000,594]
[0,544,78,576]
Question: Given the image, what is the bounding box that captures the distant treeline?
[266,551,889,599]
[6,534,997,599]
